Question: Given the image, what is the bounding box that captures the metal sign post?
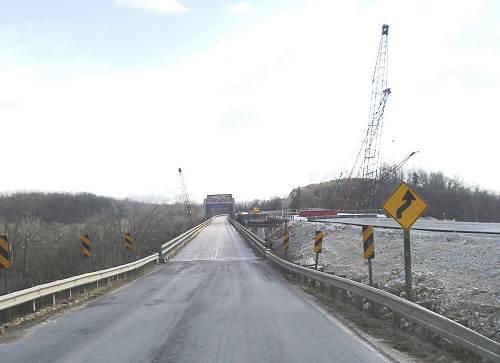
[368,259,373,286]
[282,214,290,260]
[403,229,411,299]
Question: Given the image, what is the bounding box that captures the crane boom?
[361,24,390,184]
[178,168,193,223]
[339,24,391,210]
[387,151,418,176]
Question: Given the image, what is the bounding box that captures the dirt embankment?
[270,220,500,343]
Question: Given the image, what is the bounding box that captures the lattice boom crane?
[361,24,391,184]
[178,168,193,222]
[340,24,391,210]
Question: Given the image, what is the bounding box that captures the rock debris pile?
[270,220,499,342]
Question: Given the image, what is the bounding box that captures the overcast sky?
[1,0,499,203]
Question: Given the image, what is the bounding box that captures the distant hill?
[0,192,125,224]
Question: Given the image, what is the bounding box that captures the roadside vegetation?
[0,192,203,295]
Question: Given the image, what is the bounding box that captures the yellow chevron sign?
[282,231,289,252]
[382,182,428,230]
[124,232,133,251]
[80,234,91,257]
[362,226,374,260]
[0,234,11,269]
[314,231,324,253]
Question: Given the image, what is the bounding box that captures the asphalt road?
[313,217,500,234]
[0,217,391,363]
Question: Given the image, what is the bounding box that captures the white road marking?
[170,257,262,262]
[213,240,221,260]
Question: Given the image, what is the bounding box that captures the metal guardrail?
[0,217,214,317]
[228,217,500,363]
[0,254,159,312]
[159,217,213,262]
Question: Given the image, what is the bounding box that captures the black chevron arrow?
[396,190,416,218]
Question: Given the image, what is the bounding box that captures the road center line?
[213,240,221,260]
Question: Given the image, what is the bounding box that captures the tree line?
[234,197,283,213]
[0,192,203,295]
[243,168,500,222]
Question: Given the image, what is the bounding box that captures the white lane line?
[170,257,262,262]
[213,240,221,261]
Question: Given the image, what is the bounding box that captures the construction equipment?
[340,24,391,210]
[178,168,193,224]
[385,151,419,176]
[354,151,419,211]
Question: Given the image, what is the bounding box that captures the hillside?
[284,169,500,222]
[0,192,123,224]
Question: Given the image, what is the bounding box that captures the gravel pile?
[269,220,500,342]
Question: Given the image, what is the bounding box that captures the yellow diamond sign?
[382,182,429,230]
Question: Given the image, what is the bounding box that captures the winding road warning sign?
[382,182,428,230]
[314,231,324,253]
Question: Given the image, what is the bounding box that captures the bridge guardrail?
[0,254,159,313]
[159,217,213,262]
[0,217,214,320]
[228,217,500,363]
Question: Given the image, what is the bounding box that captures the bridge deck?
[0,216,389,363]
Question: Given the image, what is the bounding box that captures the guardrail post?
[319,281,326,294]
[52,294,56,307]
[354,294,362,310]
[341,289,347,301]
[419,326,432,342]
[1,308,11,324]
[32,299,36,312]
[69,288,72,299]
[302,275,308,286]
[353,279,362,310]
[329,284,336,300]
[339,275,348,301]
[370,283,381,318]
[392,311,401,329]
